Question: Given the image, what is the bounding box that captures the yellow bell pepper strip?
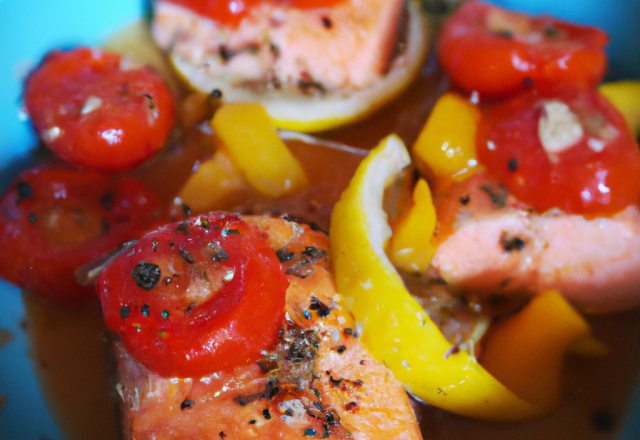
[177,149,249,213]
[331,134,572,420]
[481,289,592,409]
[412,92,482,182]
[599,80,640,136]
[211,102,309,198]
[388,178,437,273]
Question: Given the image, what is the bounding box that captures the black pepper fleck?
[495,29,514,39]
[336,345,347,354]
[522,76,535,88]
[263,408,271,420]
[175,221,190,236]
[178,247,194,264]
[322,16,332,29]
[500,233,526,252]
[131,262,161,291]
[459,195,470,205]
[119,305,131,320]
[180,399,195,410]
[211,89,223,99]
[507,158,519,172]
[141,303,150,317]
[16,181,33,205]
[276,248,295,262]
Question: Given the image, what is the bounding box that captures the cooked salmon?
[428,172,640,314]
[113,215,422,439]
[152,0,408,94]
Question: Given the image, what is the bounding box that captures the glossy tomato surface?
[476,86,640,216]
[438,1,608,98]
[98,212,289,377]
[0,167,163,303]
[166,0,346,27]
[24,47,175,171]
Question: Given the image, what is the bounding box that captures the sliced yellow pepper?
[412,92,482,182]
[330,135,592,420]
[177,149,249,213]
[388,178,437,273]
[481,289,591,409]
[211,102,309,198]
[599,80,640,136]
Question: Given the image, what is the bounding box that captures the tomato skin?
[24,47,176,171]
[166,0,346,27]
[0,168,163,304]
[476,87,640,216]
[437,1,608,98]
[97,212,289,378]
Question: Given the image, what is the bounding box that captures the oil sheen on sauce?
[16,16,640,440]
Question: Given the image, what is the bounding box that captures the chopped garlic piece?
[81,95,103,115]
[538,100,584,156]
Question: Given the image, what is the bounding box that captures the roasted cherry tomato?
[167,0,345,27]
[97,212,289,377]
[24,47,176,171]
[476,86,640,216]
[0,168,163,303]
[437,1,608,98]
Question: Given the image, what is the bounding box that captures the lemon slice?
[166,1,429,133]
[330,134,567,420]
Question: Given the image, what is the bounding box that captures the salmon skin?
[152,0,408,95]
[113,215,422,440]
[429,172,640,314]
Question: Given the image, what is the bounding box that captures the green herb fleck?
[120,305,131,319]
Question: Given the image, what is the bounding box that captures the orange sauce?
[16,12,640,440]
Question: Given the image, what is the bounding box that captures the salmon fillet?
[113,215,422,439]
[152,0,408,94]
[429,173,640,313]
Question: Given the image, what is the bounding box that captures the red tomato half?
[97,212,289,378]
[437,1,608,98]
[166,0,345,27]
[476,86,640,216]
[0,168,163,303]
[24,47,176,171]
